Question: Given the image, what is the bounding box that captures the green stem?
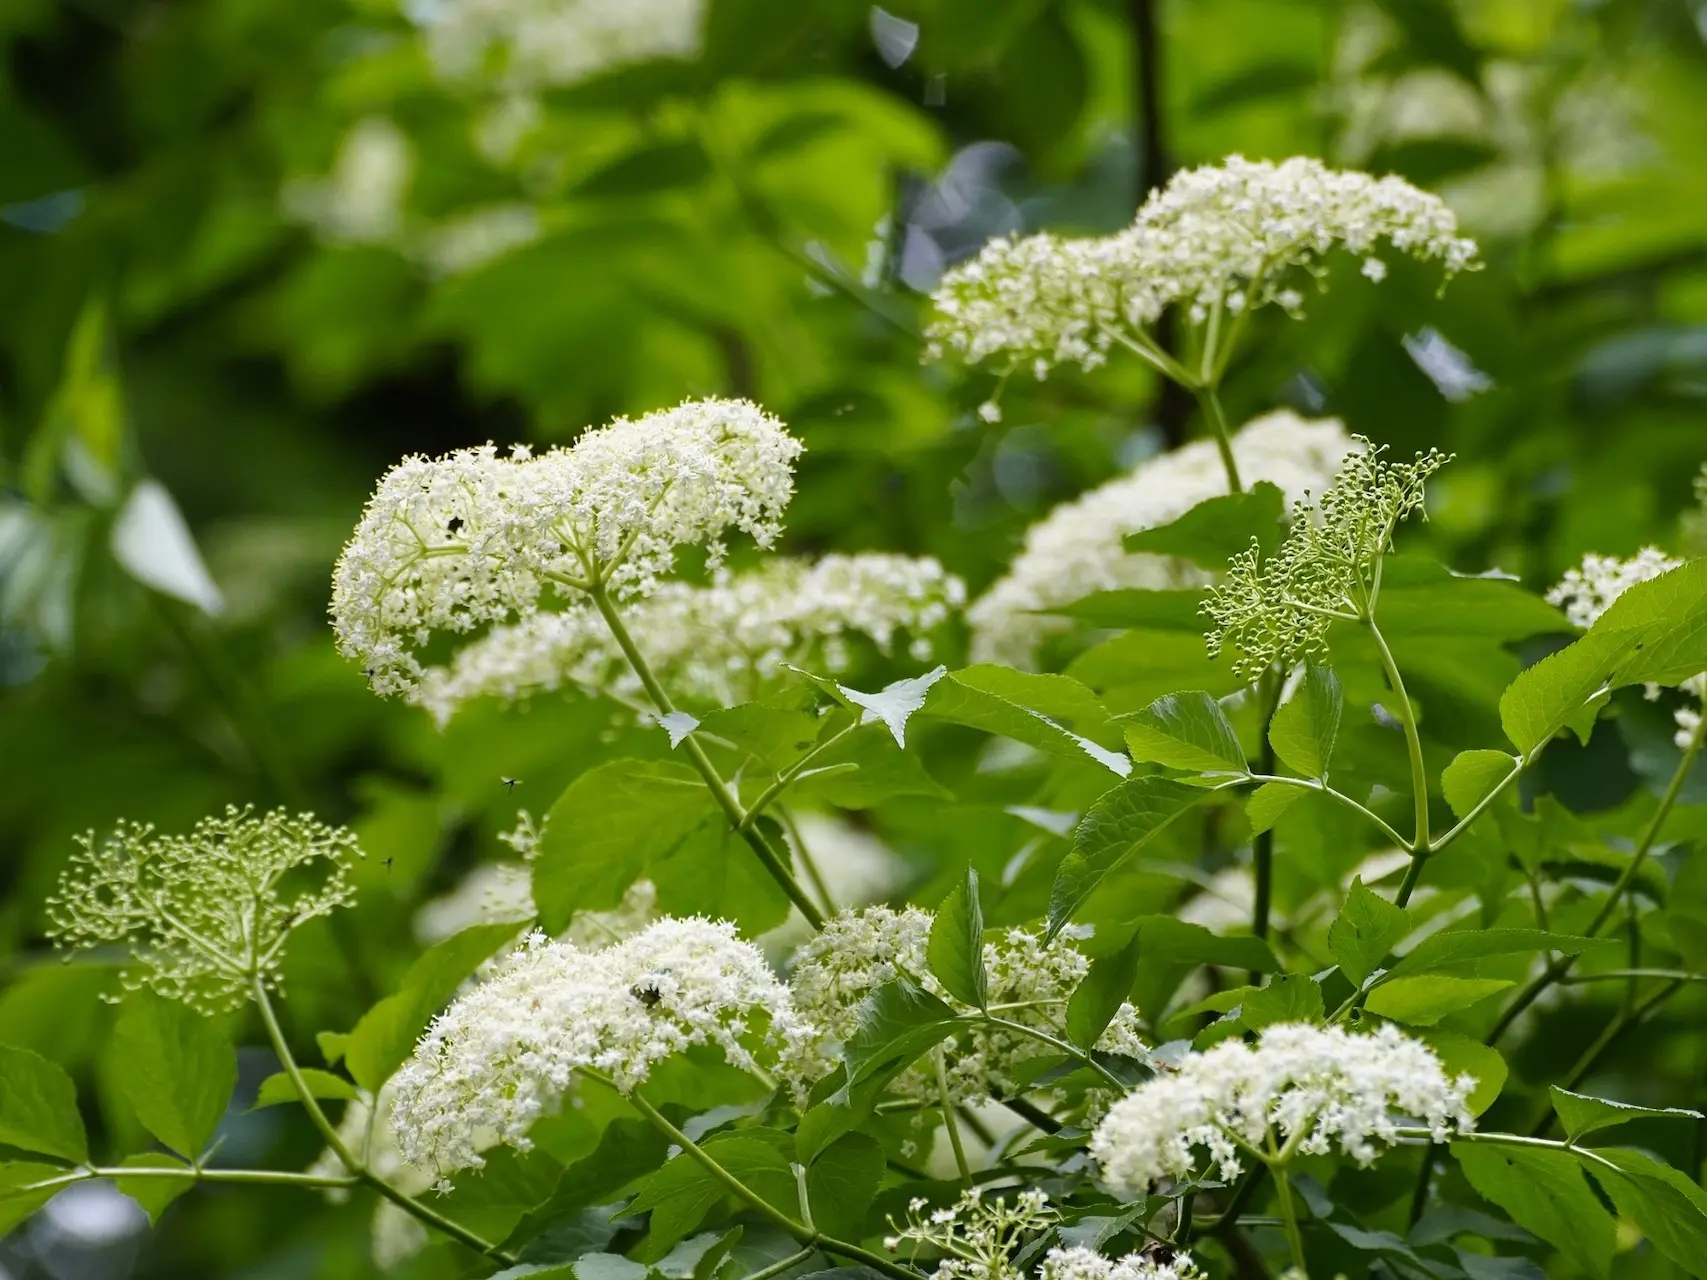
[251,981,515,1263]
[1246,774,1409,849]
[982,1016,1129,1093]
[1488,713,1707,1045]
[1366,615,1430,902]
[586,583,825,927]
[1194,384,1243,493]
[935,1046,973,1184]
[1270,1163,1307,1273]
[741,1248,818,1280]
[10,1165,358,1200]
[1252,671,1281,949]
[742,725,859,831]
[778,807,836,920]
[616,1082,920,1280]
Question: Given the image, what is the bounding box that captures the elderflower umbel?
[331,398,802,698]
[969,411,1355,668]
[1203,440,1448,679]
[388,917,791,1176]
[416,0,705,91]
[779,907,1149,1108]
[46,807,361,1013]
[926,155,1477,384]
[1039,1246,1205,1280]
[1547,547,1704,747]
[413,553,964,725]
[1089,1022,1474,1199]
[886,1186,1058,1280]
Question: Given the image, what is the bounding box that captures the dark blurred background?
[2,1,1706,1273]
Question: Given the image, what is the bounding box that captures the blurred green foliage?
[4,0,1707,1276]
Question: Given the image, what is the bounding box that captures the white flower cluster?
[885,1186,1058,1280]
[417,0,705,91]
[388,918,792,1177]
[413,553,965,724]
[307,1086,434,1269]
[1546,546,1681,629]
[1547,547,1703,747]
[779,907,1148,1106]
[927,155,1477,383]
[1089,1022,1474,1198]
[1040,1246,1205,1280]
[968,411,1355,667]
[282,118,413,246]
[45,807,361,1013]
[331,398,801,698]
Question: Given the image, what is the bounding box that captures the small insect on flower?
[1202,439,1450,679]
[46,806,363,1014]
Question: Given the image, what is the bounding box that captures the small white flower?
[1089,1022,1474,1198]
[1361,256,1388,281]
[283,118,412,246]
[978,400,1004,424]
[418,0,706,91]
[1546,546,1681,629]
[1040,1245,1206,1280]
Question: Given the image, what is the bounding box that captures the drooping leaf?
[0,1161,65,1235]
[0,1043,88,1163]
[805,1131,884,1238]
[1386,929,1608,980]
[1499,631,1626,753]
[653,818,793,936]
[841,665,947,747]
[1327,878,1412,988]
[111,993,235,1159]
[1121,483,1285,567]
[926,866,987,1009]
[252,1069,358,1109]
[1441,749,1518,821]
[923,667,1130,775]
[840,981,962,1090]
[535,759,717,931]
[628,1133,794,1251]
[1245,781,1304,834]
[1418,1029,1507,1116]
[1583,1146,1707,1274]
[1365,976,1514,1025]
[502,1120,669,1254]
[1240,974,1324,1029]
[1047,776,1223,936]
[1452,1142,1614,1279]
[1064,932,1142,1051]
[1548,1087,1703,1141]
[1268,664,1343,779]
[1119,690,1246,775]
[115,1153,194,1222]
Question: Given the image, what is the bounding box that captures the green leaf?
[1268,664,1343,779]
[629,1133,793,1250]
[115,1152,193,1222]
[841,981,962,1089]
[1375,557,1566,641]
[1499,631,1625,753]
[805,1131,884,1238]
[339,921,525,1091]
[1665,847,1707,972]
[698,703,823,771]
[1386,929,1608,980]
[1549,1087,1703,1140]
[1047,776,1222,936]
[1122,483,1285,567]
[841,666,946,747]
[535,759,717,932]
[1596,557,1707,688]
[1245,781,1304,835]
[922,667,1130,775]
[1044,588,1207,631]
[1132,919,1279,1022]
[575,139,712,198]
[1418,1029,1506,1116]
[502,1119,669,1253]
[0,1161,64,1235]
[1064,933,1142,1051]
[1442,749,1518,821]
[1365,975,1513,1025]
[1452,1142,1613,1279]
[111,993,235,1159]
[1583,1146,1707,1274]
[927,867,987,1009]
[789,728,952,808]
[252,1068,357,1109]
[1240,974,1324,1030]
[653,818,792,937]
[1119,691,1246,775]
[1327,878,1412,987]
[0,1043,88,1163]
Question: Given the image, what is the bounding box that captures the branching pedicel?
[1202,440,1449,678]
[46,807,361,1013]
[886,1186,1059,1280]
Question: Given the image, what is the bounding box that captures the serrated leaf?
[1453,1142,1613,1279]
[927,867,986,1009]
[805,1131,884,1238]
[112,993,235,1159]
[1240,974,1324,1029]
[1133,918,1279,1022]
[1327,878,1412,988]
[1268,664,1342,778]
[1245,781,1304,834]
[1365,975,1513,1025]
[339,921,525,1091]
[115,1153,193,1222]
[841,665,946,747]
[535,759,717,932]
[502,1120,668,1254]
[659,711,700,747]
[1047,776,1222,936]
[1121,483,1285,566]
[1418,1029,1506,1116]
[923,667,1130,775]
[1065,933,1142,1051]
[1549,1087,1703,1141]
[1119,690,1246,774]
[1499,631,1627,753]
[1583,1145,1707,1274]
[0,1161,64,1235]
[629,1134,793,1250]
[0,1043,88,1163]
[699,703,823,771]
[653,817,792,936]
[1597,557,1707,687]
[252,1068,357,1109]
[841,981,962,1089]
[1442,749,1518,820]
[1386,929,1608,980]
